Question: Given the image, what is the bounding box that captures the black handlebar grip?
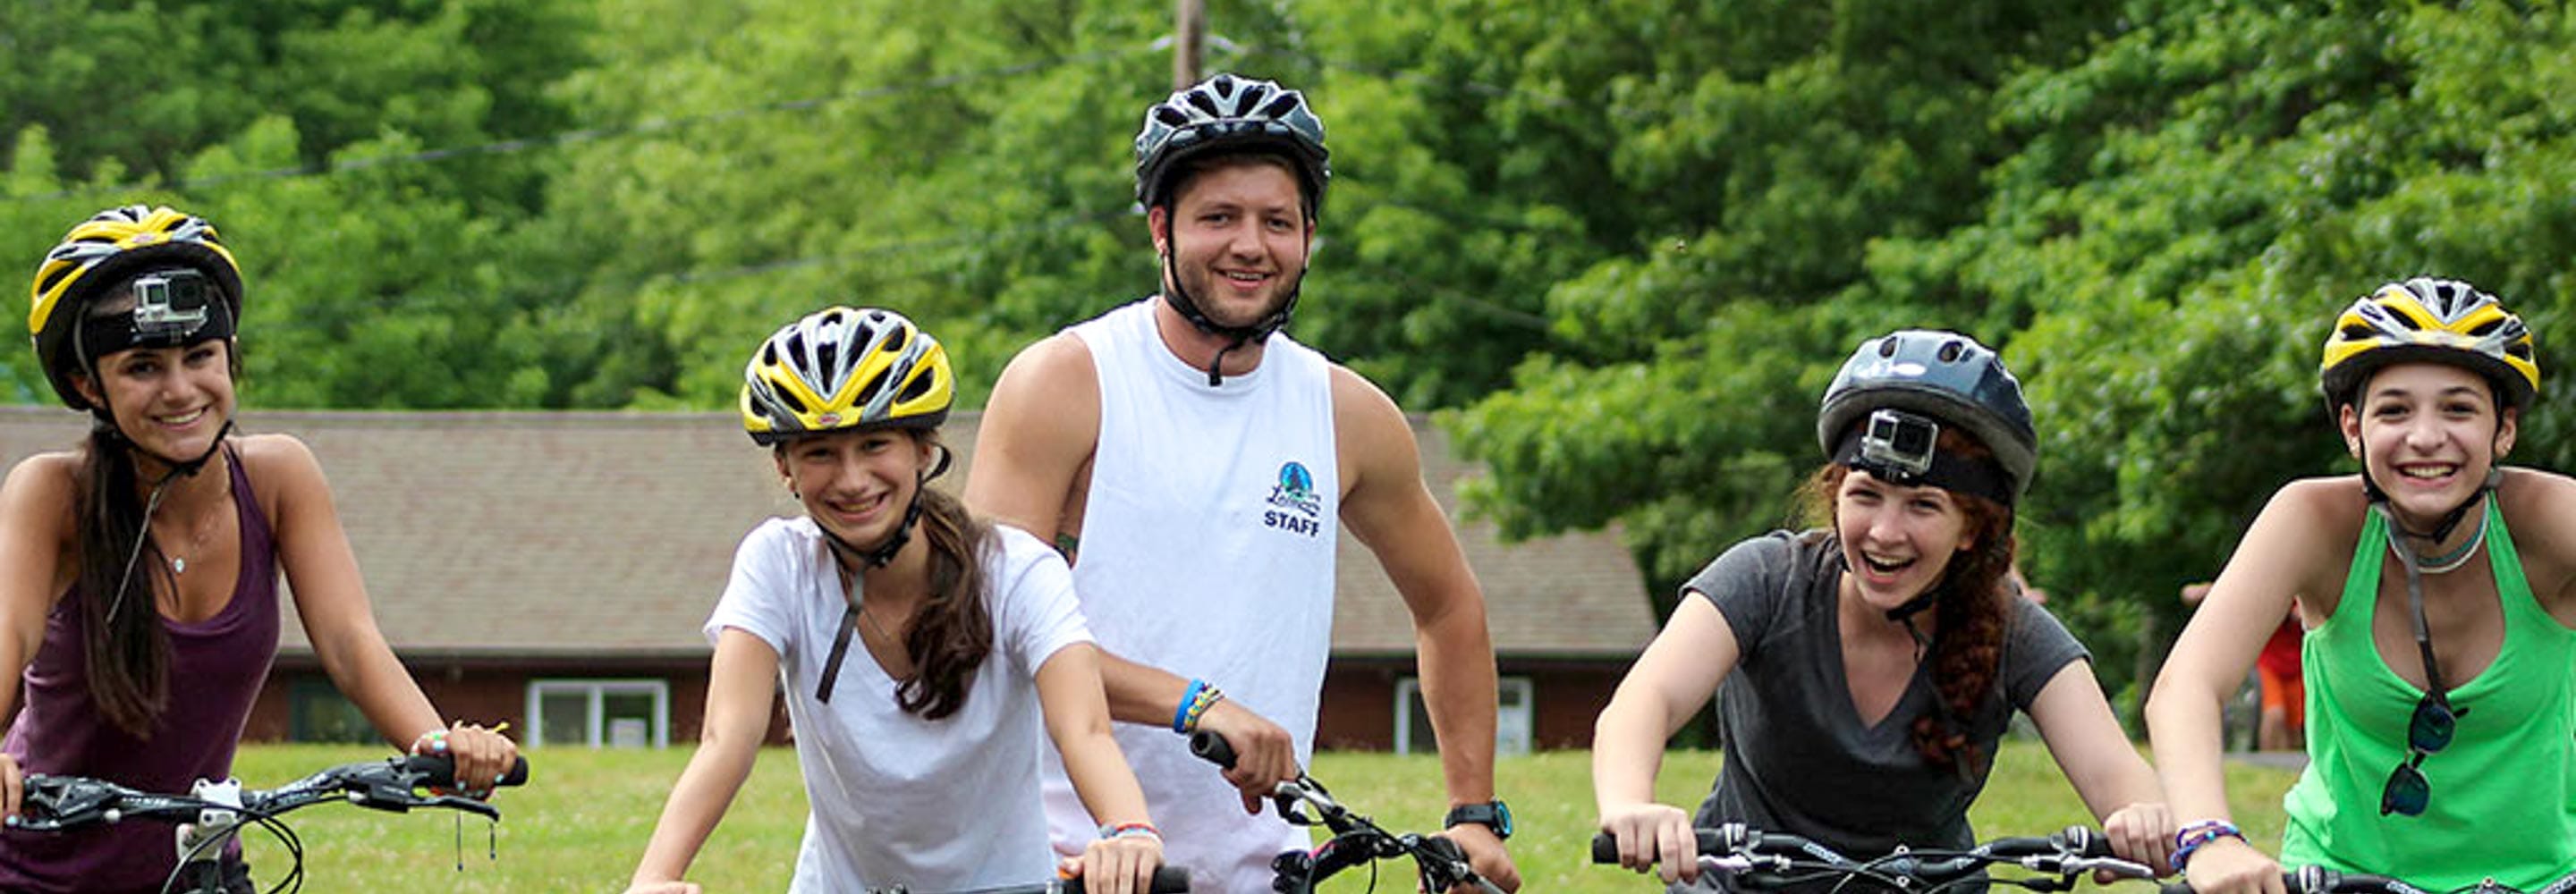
[1061,865,1191,893]
[1590,830,1725,864]
[1188,730,1235,770]
[402,754,533,789]
[2057,825,2114,858]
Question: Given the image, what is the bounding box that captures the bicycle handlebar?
[1590,824,2139,891]
[6,753,532,833]
[1186,730,1241,770]
[1187,730,1504,894]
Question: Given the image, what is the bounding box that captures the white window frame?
[1394,675,1533,756]
[526,679,671,748]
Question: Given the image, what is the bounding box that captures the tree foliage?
[13,1,2576,707]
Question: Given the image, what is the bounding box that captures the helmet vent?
[34,266,74,297]
[897,367,936,402]
[2466,319,2502,337]
[855,367,889,409]
[1937,340,1965,363]
[1258,94,1301,119]
[1878,338,1899,358]
[816,342,840,378]
[775,386,809,415]
[2341,322,2378,340]
[883,325,908,353]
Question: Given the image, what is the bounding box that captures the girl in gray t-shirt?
[1592,330,2174,890]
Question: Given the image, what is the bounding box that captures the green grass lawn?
[209,741,2299,892]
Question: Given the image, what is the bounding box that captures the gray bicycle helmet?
[1817,330,2038,506]
[1134,72,1330,215]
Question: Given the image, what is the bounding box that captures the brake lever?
[415,793,503,820]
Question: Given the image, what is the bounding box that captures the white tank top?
[1039,297,1340,890]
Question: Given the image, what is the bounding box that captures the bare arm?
[0,456,76,724]
[0,455,77,815]
[963,333,1098,551]
[1590,595,1739,884]
[1037,643,1165,891]
[264,434,513,788]
[629,628,778,888]
[2027,660,2173,872]
[2146,482,2346,894]
[1332,367,1519,891]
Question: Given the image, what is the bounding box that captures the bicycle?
[2159,868,2576,894]
[5,752,530,894]
[860,864,1191,894]
[1588,822,2157,892]
[1188,730,1507,894]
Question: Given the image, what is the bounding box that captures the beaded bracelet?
[1172,679,1208,734]
[1099,822,1161,841]
[1182,685,1226,734]
[2171,819,2244,870]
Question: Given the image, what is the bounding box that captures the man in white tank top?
[967,74,1522,892]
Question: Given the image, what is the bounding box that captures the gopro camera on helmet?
[1859,409,1940,483]
[131,270,212,342]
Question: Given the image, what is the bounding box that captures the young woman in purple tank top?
[0,206,520,893]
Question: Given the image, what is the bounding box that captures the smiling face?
[74,338,236,466]
[1150,156,1313,330]
[1833,468,1978,611]
[2340,361,2517,526]
[774,427,933,552]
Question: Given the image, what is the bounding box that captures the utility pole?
[1174,0,1206,89]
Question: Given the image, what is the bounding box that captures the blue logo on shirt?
[1265,461,1324,536]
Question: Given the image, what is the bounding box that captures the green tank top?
[2282,498,2576,888]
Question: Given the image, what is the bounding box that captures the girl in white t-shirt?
[625,308,1163,894]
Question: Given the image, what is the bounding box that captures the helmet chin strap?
[815,445,953,570]
[97,410,236,628]
[1158,242,1301,386]
[822,494,923,569]
[2360,459,2502,574]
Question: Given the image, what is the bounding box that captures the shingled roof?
[0,407,1653,661]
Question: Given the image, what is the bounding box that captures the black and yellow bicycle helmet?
[28,206,244,409]
[739,307,953,445]
[2319,277,2538,412]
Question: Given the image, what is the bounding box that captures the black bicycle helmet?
[1818,330,2038,506]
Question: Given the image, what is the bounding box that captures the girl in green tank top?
[2148,278,2576,894]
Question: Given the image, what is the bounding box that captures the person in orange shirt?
[2181,584,2303,751]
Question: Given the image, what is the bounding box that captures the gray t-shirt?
[1676,529,2088,890]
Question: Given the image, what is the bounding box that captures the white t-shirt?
[707,518,1092,892]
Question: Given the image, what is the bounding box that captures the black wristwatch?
[1443,800,1513,839]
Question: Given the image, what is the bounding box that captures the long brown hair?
[72,420,175,738]
[888,431,994,721]
[1801,427,2018,772]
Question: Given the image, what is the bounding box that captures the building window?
[288,678,374,743]
[1394,676,1532,756]
[526,679,669,748]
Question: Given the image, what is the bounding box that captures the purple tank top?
[0,447,282,893]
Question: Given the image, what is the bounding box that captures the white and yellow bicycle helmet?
[740,307,953,445]
[29,205,244,409]
[2319,277,2538,412]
